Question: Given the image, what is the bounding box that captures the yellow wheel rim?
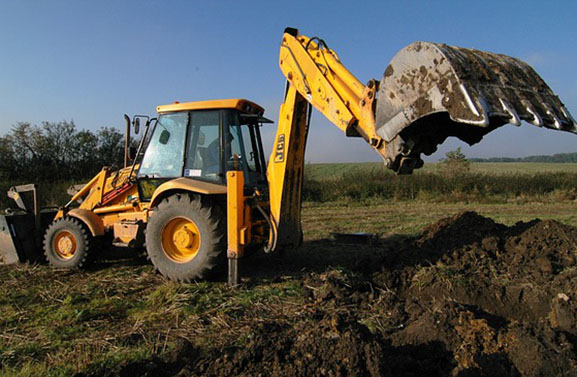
[53,231,77,260]
[162,217,201,263]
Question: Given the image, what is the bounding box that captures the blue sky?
[1,1,576,163]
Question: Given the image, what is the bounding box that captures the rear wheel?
[145,194,225,282]
[43,217,93,269]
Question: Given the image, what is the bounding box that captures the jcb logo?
[274,134,285,163]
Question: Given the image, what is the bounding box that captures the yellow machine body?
[55,99,262,251]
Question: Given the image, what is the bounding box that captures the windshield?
[138,112,188,178]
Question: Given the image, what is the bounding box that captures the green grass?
[302,162,577,203]
[306,173,577,203]
[301,200,577,239]
[0,260,305,376]
[2,162,577,210]
[305,162,577,180]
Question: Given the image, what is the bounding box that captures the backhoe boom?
[266,27,576,252]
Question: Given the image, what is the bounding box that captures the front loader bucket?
[0,211,56,264]
[375,42,577,173]
[0,214,21,264]
[1,185,57,265]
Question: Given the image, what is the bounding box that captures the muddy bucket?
[375,42,577,173]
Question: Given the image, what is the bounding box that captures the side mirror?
[159,130,170,145]
[134,118,140,135]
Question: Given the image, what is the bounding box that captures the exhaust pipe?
[124,114,131,168]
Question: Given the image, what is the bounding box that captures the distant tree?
[73,129,100,177]
[440,147,470,177]
[0,136,13,180]
[0,121,125,182]
[95,127,124,168]
[470,151,577,163]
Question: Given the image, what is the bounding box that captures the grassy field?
[305,162,577,180]
[302,200,577,239]
[2,199,577,375]
[2,162,577,374]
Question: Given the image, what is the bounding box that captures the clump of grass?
[303,170,577,204]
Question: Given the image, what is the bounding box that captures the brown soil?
[84,212,577,377]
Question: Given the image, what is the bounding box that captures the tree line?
[0,121,125,181]
[470,152,577,163]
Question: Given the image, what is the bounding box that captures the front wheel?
[145,194,225,282]
[43,217,93,269]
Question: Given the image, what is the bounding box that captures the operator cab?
[136,99,271,201]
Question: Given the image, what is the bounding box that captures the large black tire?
[145,194,225,282]
[43,216,93,269]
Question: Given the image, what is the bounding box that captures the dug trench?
[72,211,577,376]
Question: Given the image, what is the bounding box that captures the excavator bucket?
[374,42,577,173]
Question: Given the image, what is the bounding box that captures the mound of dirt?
[86,212,577,377]
[86,314,452,377]
[373,211,577,376]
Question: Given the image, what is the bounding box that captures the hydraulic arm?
[267,28,384,250]
[266,27,577,251]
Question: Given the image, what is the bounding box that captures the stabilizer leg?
[226,169,245,287]
[228,256,240,286]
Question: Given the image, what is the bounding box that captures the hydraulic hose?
[254,201,278,253]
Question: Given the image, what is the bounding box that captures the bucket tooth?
[457,84,490,126]
[523,101,544,127]
[561,106,577,132]
[459,84,480,118]
[499,98,521,126]
[545,108,563,130]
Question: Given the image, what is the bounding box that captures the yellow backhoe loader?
[1,28,575,285]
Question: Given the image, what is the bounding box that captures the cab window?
[184,110,221,182]
[225,111,262,185]
[138,112,188,178]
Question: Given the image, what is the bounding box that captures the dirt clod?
[88,212,577,376]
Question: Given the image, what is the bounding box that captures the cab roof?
[157,99,265,115]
